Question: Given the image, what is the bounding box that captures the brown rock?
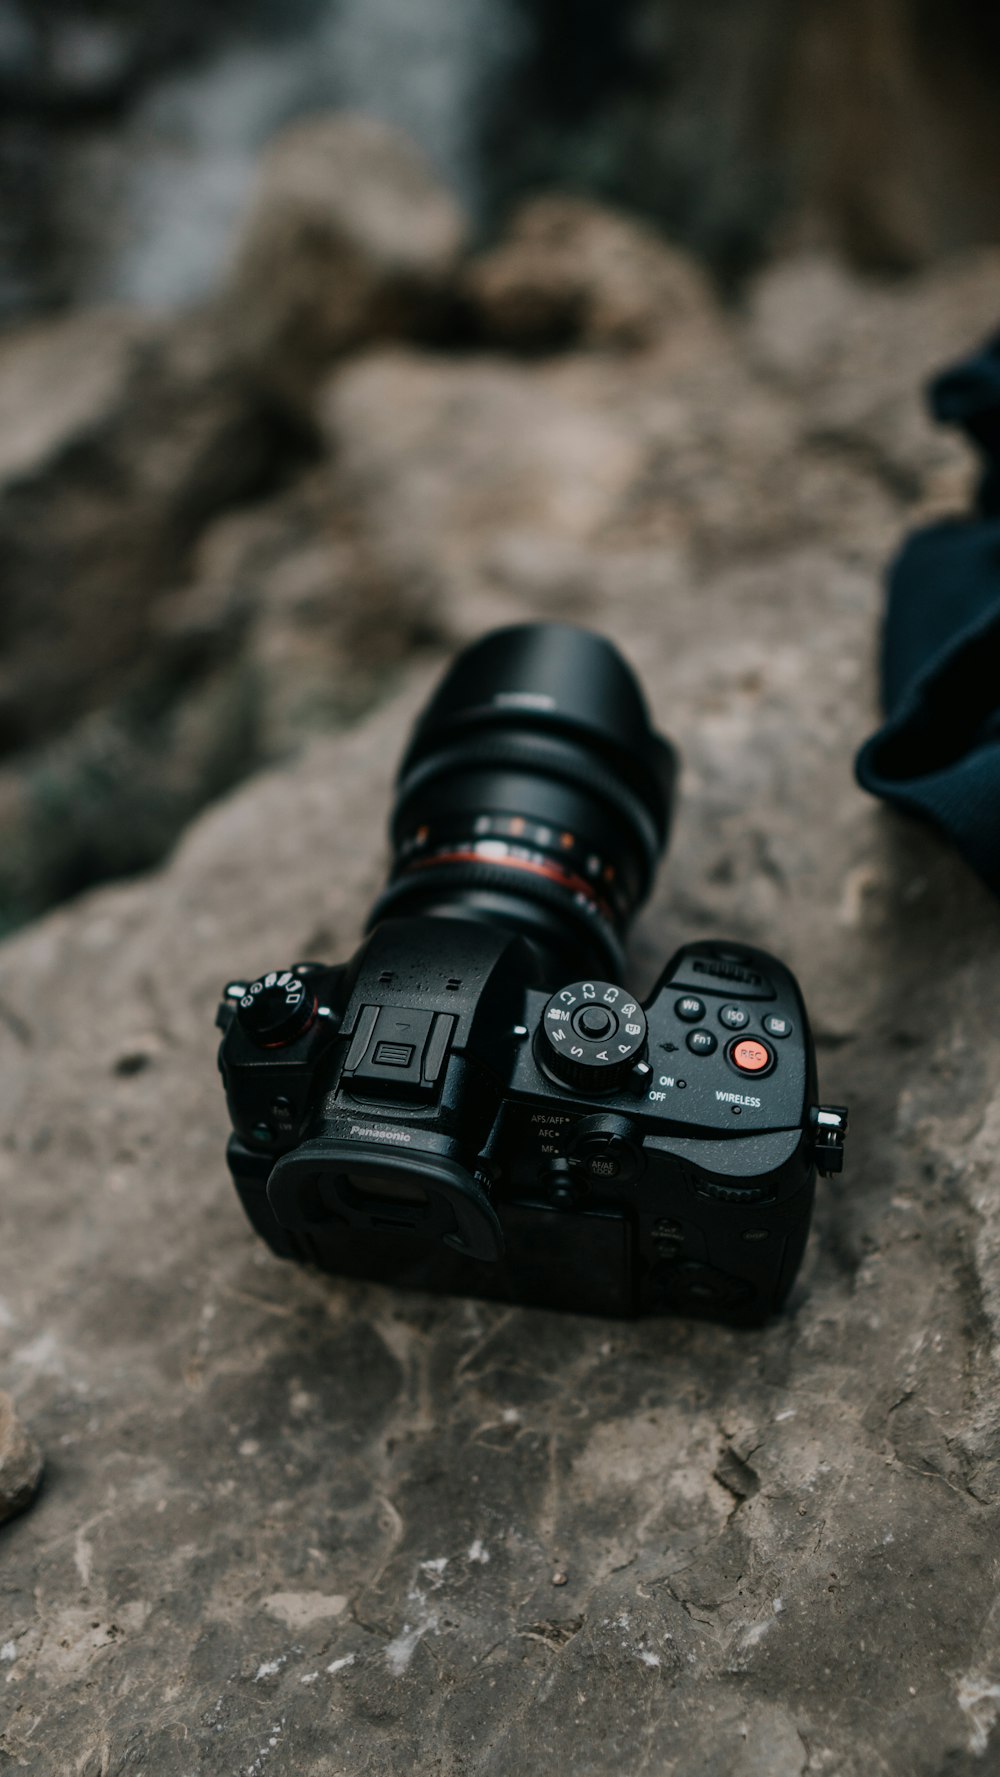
[0,1391,43,1524]
[0,465,442,928]
[0,308,153,487]
[0,304,288,757]
[319,346,646,625]
[745,248,1000,513]
[223,113,468,411]
[464,194,717,352]
[1,243,1000,1773]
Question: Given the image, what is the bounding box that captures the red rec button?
[730,1037,773,1075]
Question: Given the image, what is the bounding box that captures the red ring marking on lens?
[400,849,614,919]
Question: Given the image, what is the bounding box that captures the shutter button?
[729,1036,774,1076]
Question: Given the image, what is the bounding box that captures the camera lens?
[367,624,677,978]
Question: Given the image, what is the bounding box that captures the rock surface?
[2,232,1000,1774]
[463,194,717,352]
[0,1391,42,1525]
[6,0,1000,319]
[0,461,445,930]
[0,115,470,931]
[0,304,287,754]
[0,301,305,930]
[224,113,468,410]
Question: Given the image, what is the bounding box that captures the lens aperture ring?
[396,814,633,920]
[392,729,664,889]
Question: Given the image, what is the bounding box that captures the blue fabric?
[855,334,1000,894]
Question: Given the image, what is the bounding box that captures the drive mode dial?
[538,981,648,1093]
[236,970,317,1048]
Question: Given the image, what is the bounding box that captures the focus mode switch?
[343,1005,455,1101]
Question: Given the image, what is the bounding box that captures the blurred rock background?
[5,0,1000,317]
[0,0,998,936]
[4,10,1000,1773]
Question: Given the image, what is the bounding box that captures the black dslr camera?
[216,625,847,1322]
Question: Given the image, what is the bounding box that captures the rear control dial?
[539,981,648,1094]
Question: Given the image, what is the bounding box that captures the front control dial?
[538,980,648,1094]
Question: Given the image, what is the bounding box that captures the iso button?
[538,980,648,1094]
[718,1004,749,1031]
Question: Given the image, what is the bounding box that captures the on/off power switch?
[728,1036,774,1077]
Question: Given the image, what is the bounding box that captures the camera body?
[217,918,844,1323]
[215,623,846,1322]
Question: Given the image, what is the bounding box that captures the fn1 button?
[686,1028,717,1056]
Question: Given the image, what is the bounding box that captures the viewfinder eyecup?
[267,1140,504,1262]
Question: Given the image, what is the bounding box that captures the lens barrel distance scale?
[215,623,847,1323]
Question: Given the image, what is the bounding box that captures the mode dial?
[236,970,317,1048]
[538,981,648,1094]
